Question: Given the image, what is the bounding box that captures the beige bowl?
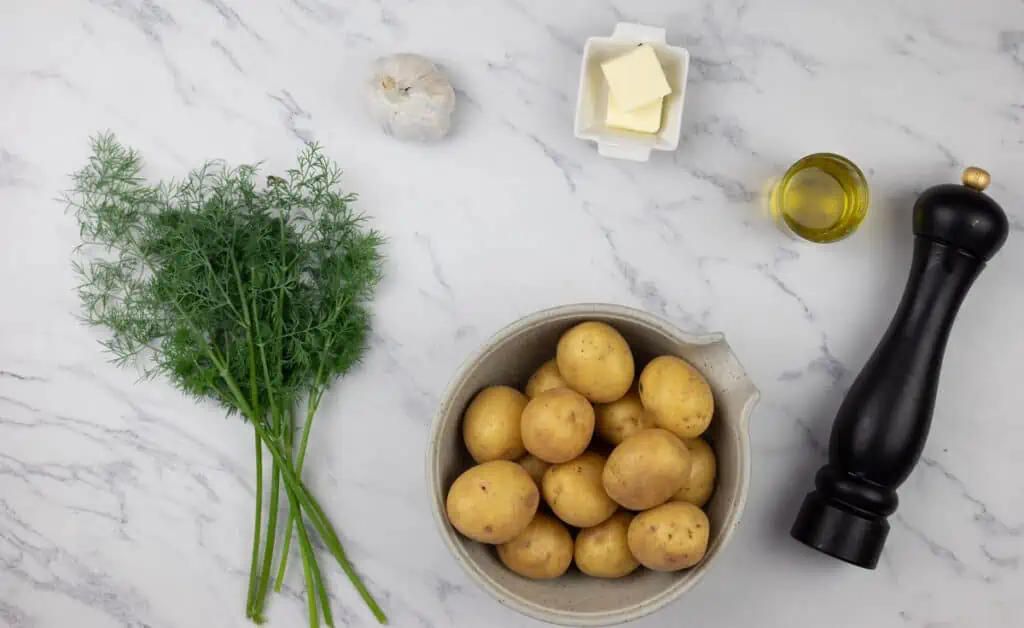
[427,304,759,626]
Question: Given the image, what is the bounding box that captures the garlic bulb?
[363,53,456,142]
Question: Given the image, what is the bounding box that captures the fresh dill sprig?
[67,133,387,626]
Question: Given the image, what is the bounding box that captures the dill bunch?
[67,134,387,626]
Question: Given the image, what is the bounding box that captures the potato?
[556,321,635,403]
[574,511,639,578]
[673,438,717,507]
[462,386,528,463]
[445,461,539,544]
[497,512,574,579]
[627,501,710,571]
[639,356,714,439]
[525,359,569,398]
[517,454,551,489]
[520,388,595,463]
[541,452,617,528]
[594,390,656,445]
[602,429,691,510]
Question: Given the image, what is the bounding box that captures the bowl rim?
[426,303,759,626]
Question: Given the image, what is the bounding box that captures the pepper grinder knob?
[962,166,990,191]
[790,167,1009,568]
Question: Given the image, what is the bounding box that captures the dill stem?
[251,343,283,617]
[277,430,333,628]
[252,422,386,624]
[294,506,334,628]
[295,388,322,472]
[245,432,264,619]
[236,262,266,623]
[273,405,297,593]
[297,508,320,628]
[251,441,281,619]
[272,387,321,591]
[256,463,284,618]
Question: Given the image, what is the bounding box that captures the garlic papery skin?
[364,53,456,142]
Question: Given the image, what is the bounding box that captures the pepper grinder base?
[790,492,889,569]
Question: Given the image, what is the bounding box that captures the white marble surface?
[1,1,1023,627]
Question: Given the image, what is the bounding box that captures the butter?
[600,44,671,112]
[605,93,663,133]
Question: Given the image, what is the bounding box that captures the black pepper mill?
[790,167,1009,568]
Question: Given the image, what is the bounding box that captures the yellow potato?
[462,386,528,463]
[673,438,717,507]
[602,429,691,510]
[639,356,714,439]
[541,452,617,528]
[556,321,635,403]
[627,501,710,571]
[574,511,639,578]
[525,359,569,398]
[520,388,595,463]
[497,512,574,579]
[594,390,656,445]
[445,461,539,544]
[517,454,551,489]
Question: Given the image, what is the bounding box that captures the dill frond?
[67,133,387,626]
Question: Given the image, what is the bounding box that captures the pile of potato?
[445,321,718,580]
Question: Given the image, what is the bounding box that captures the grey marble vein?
[210,39,244,74]
[414,233,454,300]
[893,514,969,577]
[201,0,263,40]
[268,90,314,143]
[919,457,1024,538]
[90,0,177,43]
[999,31,1024,70]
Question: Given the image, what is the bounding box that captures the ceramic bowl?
[426,304,758,626]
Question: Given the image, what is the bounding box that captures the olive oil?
[770,153,869,243]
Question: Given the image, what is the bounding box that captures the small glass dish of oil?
[769,153,869,243]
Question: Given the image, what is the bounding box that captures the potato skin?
[602,429,691,511]
[672,438,717,507]
[525,359,569,399]
[445,461,540,544]
[627,501,710,571]
[462,386,528,463]
[639,356,714,439]
[517,454,551,489]
[556,322,635,404]
[520,388,595,464]
[574,511,639,578]
[594,391,656,445]
[541,452,617,528]
[497,512,574,579]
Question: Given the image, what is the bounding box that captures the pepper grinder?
[790,167,1009,568]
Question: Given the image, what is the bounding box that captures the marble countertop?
[2,1,1023,627]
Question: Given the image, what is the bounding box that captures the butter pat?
[600,44,671,112]
[606,93,662,133]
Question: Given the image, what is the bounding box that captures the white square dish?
[574,23,691,162]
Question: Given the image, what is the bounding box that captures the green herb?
[67,134,387,626]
